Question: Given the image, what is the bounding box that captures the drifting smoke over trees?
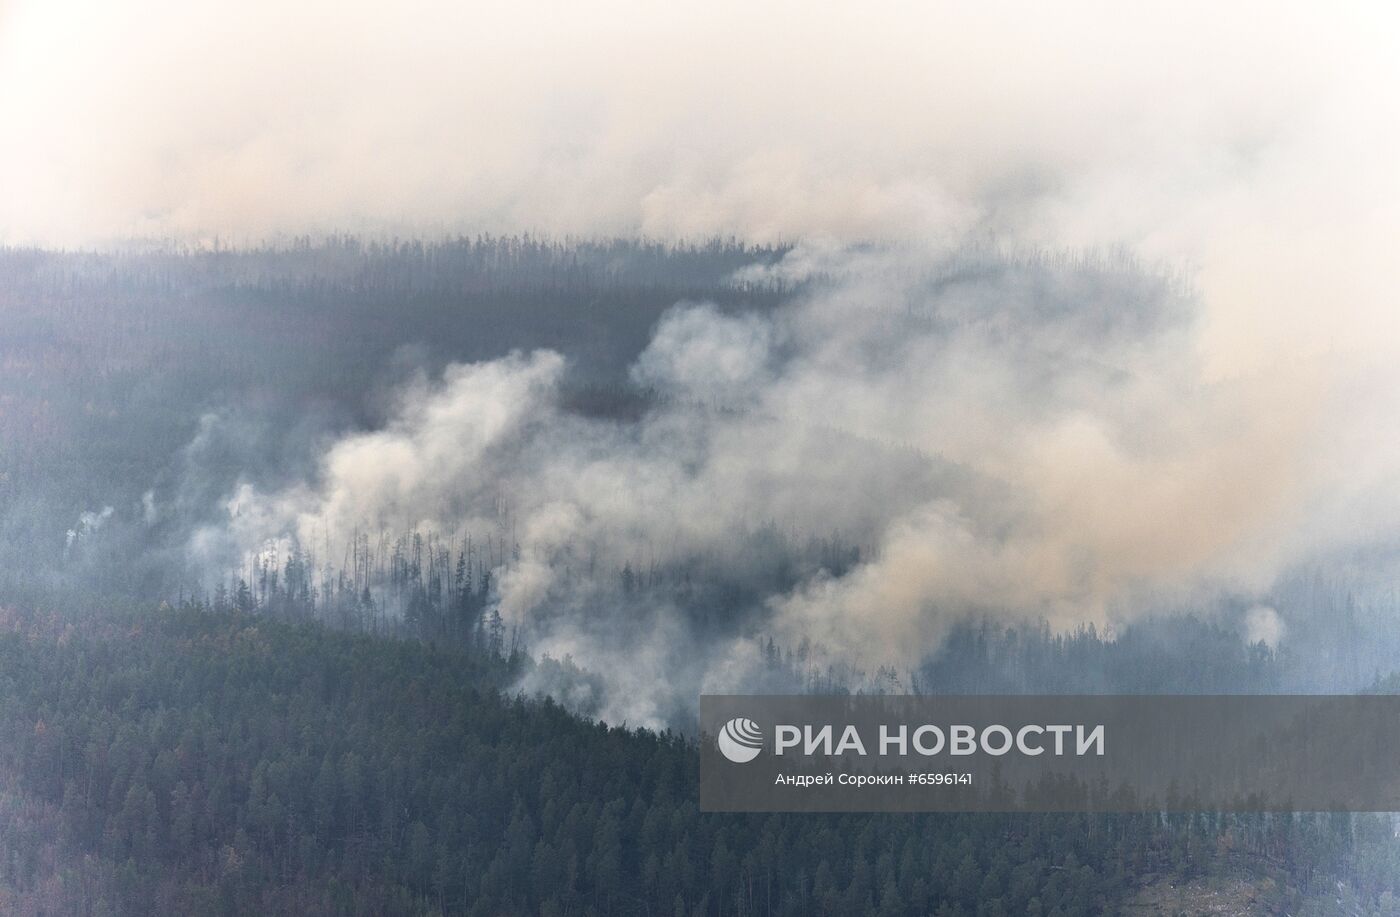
[6,237,1400,725]
[5,236,1400,913]
[3,3,1398,913]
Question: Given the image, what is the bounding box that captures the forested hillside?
[1,604,1398,916]
[6,239,1400,914]
[4,0,1396,912]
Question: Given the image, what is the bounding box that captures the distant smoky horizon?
[3,2,1397,374]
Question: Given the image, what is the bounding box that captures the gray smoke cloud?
[187,240,1400,725]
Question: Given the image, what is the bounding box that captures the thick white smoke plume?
[189,241,1399,725]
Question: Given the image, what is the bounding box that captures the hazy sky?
[0,3,1390,245]
[4,3,1398,371]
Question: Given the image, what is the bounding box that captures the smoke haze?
[6,1,1400,720]
[3,2,1398,372]
[192,242,1393,725]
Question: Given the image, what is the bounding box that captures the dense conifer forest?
[2,604,1399,916]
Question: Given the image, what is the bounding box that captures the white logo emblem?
[717,717,763,763]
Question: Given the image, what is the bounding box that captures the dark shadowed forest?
[4,605,1400,915]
